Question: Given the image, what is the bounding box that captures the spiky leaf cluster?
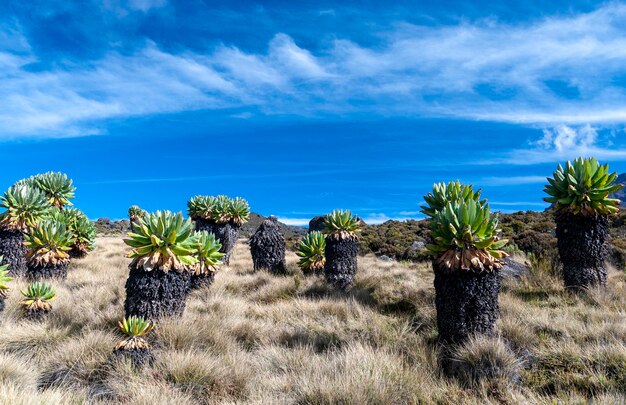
[296,231,326,272]
[20,281,56,312]
[31,172,75,209]
[544,157,623,216]
[0,257,13,299]
[48,209,96,255]
[191,231,224,275]
[128,205,147,222]
[427,200,508,272]
[0,185,52,231]
[421,181,485,218]
[186,195,249,225]
[24,219,74,266]
[323,210,361,240]
[116,316,154,350]
[124,210,197,272]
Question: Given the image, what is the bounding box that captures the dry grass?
[0,236,623,404]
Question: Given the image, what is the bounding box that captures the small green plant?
[24,219,74,267]
[296,231,326,272]
[544,157,623,216]
[426,200,508,272]
[421,181,485,218]
[115,316,154,351]
[20,281,56,312]
[0,185,52,231]
[191,231,224,275]
[324,210,361,240]
[32,172,76,209]
[124,210,198,272]
[0,257,13,298]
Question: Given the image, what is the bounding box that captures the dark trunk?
[189,272,215,290]
[124,266,190,321]
[324,236,359,291]
[0,228,27,277]
[195,219,240,265]
[27,263,68,280]
[555,212,609,290]
[433,262,500,346]
[129,218,141,232]
[69,247,87,259]
[308,216,326,233]
[24,308,50,321]
[250,217,287,275]
[112,348,154,369]
[0,298,5,313]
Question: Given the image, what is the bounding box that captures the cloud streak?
[3,3,626,137]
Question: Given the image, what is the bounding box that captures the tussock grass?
[0,236,622,403]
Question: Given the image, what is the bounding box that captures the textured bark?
[124,266,190,321]
[433,262,500,346]
[308,216,326,233]
[189,272,215,290]
[250,217,287,274]
[195,219,240,265]
[27,263,68,280]
[24,308,50,321]
[0,228,27,277]
[0,298,5,313]
[112,348,154,369]
[555,212,609,290]
[69,247,87,259]
[324,236,359,291]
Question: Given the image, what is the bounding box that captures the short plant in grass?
[31,172,75,209]
[544,157,623,290]
[0,185,52,276]
[323,210,361,290]
[421,188,508,373]
[250,216,287,275]
[20,281,56,320]
[421,180,485,218]
[189,230,224,290]
[0,257,13,312]
[296,231,326,274]
[24,219,74,280]
[124,210,197,320]
[113,316,155,368]
[128,205,147,231]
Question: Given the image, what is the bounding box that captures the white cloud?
[276,217,310,226]
[4,4,626,137]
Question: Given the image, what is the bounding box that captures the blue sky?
[1,1,626,224]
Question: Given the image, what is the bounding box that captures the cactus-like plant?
[296,231,326,273]
[123,211,197,320]
[421,181,485,218]
[227,197,250,226]
[0,257,13,301]
[115,316,154,351]
[544,157,623,289]
[20,281,56,318]
[427,201,508,272]
[0,185,51,232]
[124,211,197,272]
[323,210,361,290]
[192,231,224,275]
[48,209,95,258]
[24,219,74,279]
[187,196,215,221]
[32,172,75,209]
[544,157,623,216]
[128,205,147,221]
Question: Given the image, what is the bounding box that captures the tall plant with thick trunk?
[323,210,361,290]
[128,205,147,231]
[24,219,74,280]
[189,231,224,290]
[123,211,197,320]
[544,157,623,290]
[187,195,249,265]
[250,216,286,274]
[0,185,51,277]
[19,172,76,210]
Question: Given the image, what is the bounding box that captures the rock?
[500,257,531,279]
[308,216,326,233]
[378,255,394,262]
[411,241,426,251]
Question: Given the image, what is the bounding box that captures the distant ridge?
[612,173,626,207]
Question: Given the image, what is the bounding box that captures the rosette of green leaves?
[32,172,75,209]
[0,185,52,232]
[124,211,197,272]
[544,157,623,216]
[191,231,224,275]
[296,231,326,272]
[227,197,250,226]
[24,219,74,266]
[0,256,13,298]
[323,210,361,240]
[421,180,485,218]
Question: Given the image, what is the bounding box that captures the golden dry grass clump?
[0,236,623,404]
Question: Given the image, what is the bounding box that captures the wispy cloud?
[3,3,626,137]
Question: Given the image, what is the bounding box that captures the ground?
[0,237,624,404]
